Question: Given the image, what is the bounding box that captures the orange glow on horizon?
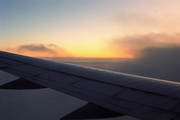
[70,51,134,58]
[1,47,135,58]
[32,50,133,58]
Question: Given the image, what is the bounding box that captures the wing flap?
[134,111,177,120]
[116,89,180,110]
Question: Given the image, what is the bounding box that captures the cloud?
[103,46,180,82]
[10,44,73,57]
[18,44,56,54]
[106,33,180,81]
[109,33,180,57]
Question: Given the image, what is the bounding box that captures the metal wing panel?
[0,62,8,68]
[58,65,180,99]
[0,57,24,66]
[39,71,82,84]
[116,89,180,110]
[72,79,125,96]
[11,65,47,75]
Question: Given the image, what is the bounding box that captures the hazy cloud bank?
[118,46,180,81]
[109,33,180,57]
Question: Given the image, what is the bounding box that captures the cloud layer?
[117,46,180,81]
[109,33,180,57]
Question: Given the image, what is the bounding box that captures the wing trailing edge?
[60,103,124,120]
[0,78,46,90]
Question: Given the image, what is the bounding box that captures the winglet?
[0,78,46,90]
[60,103,124,120]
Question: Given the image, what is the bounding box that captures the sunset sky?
[1,0,180,58]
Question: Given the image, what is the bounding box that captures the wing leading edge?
[0,51,180,120]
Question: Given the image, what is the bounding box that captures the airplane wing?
[0,50,180,120]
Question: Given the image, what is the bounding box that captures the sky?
[1,0,180,57]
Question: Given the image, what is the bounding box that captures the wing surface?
[0,51,180,120]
